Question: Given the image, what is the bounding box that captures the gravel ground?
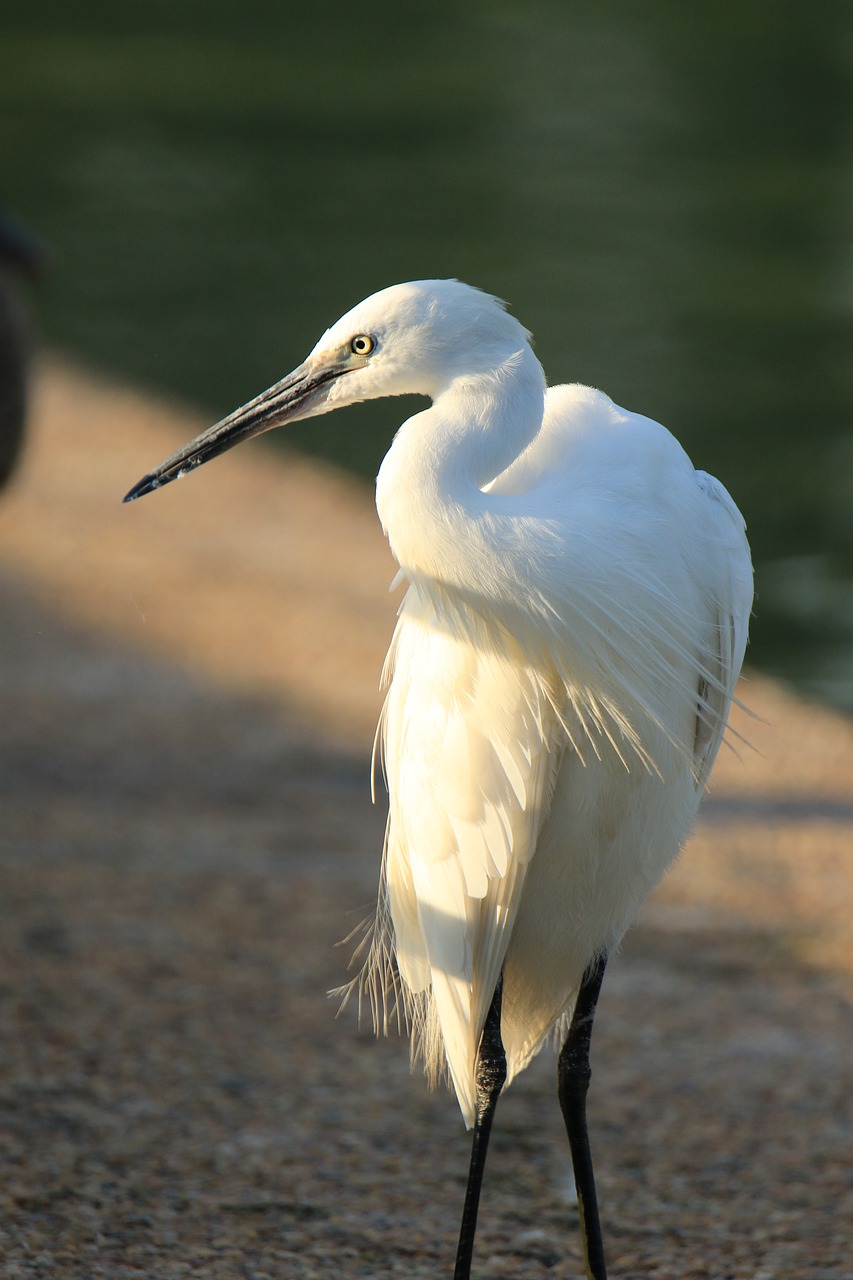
[0,362,850,1279]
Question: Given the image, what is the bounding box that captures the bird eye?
[350,334,375,357]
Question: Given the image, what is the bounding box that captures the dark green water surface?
[3,2,852,712]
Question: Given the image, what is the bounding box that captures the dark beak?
[123,357,345,503]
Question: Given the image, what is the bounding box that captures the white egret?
[125,280,753,1279]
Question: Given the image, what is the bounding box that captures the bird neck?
[375,344,546,585]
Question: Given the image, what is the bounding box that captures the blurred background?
[2,11,852,1275]
[2,0,852,713]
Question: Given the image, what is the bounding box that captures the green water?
[3,2,853,712]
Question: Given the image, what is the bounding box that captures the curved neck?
[375,344,546,583]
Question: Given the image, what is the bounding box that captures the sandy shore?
[0,361,849,1278]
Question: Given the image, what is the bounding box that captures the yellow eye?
[350,334,375,357]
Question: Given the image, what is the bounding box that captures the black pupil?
[355,337,369,353]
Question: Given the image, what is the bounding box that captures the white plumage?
[125,279,753,1275]
[328,284,753,1126]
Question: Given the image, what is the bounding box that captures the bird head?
[123,280,531,502]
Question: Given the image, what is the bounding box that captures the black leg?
[558,952,608,1280]
[453,977,507,1280]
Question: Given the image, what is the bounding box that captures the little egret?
[125,280,753,1279]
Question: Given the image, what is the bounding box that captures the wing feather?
[692,470,754,786]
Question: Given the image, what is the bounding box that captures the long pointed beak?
[123,357,347,502]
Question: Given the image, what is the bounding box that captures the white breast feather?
[375,586,564,1124]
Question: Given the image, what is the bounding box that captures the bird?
[124,280,753,1279]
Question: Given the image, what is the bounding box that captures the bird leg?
[558,952,608,1280]
[453,977,506,1280]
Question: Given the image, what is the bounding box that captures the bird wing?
[692,470,753,787]
[377,583,564,1126]
[484,385,754,782]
